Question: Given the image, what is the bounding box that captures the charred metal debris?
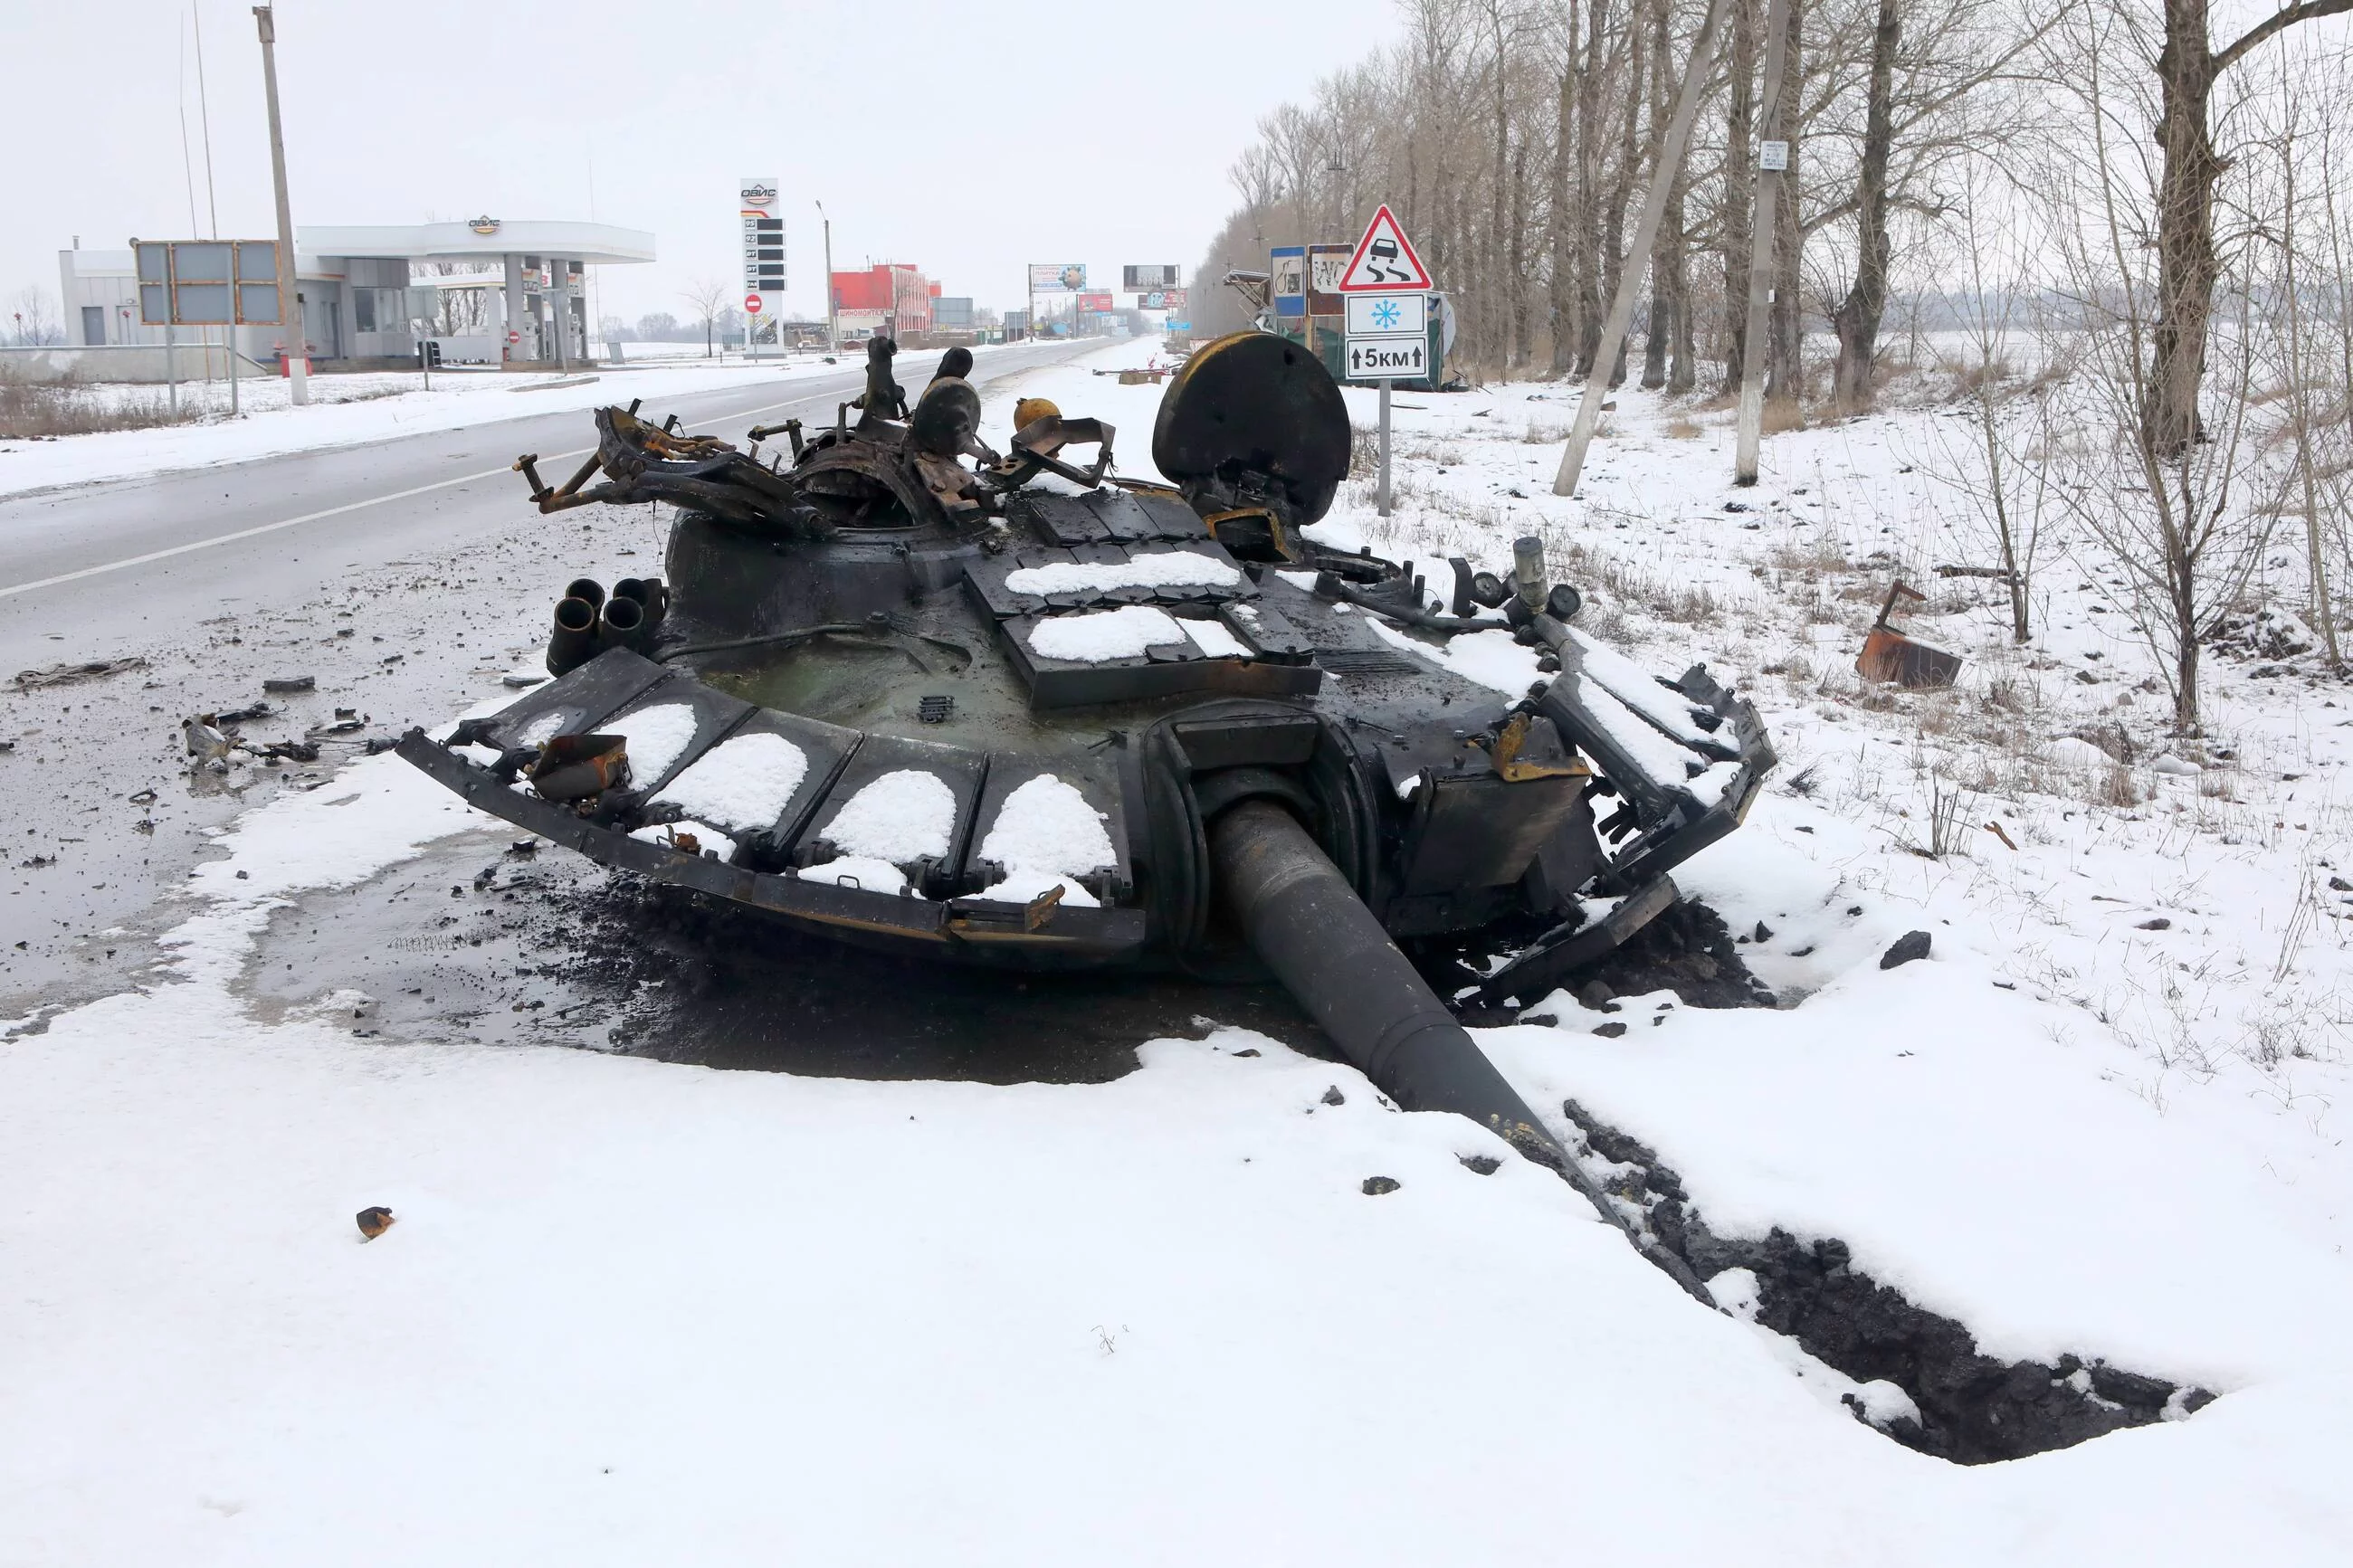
[399,332,1776,1296]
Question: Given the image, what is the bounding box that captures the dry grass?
[1663,415,1704,440]
[0,368,197,439]
[1537,527,1725,627]
[1761,399,1806,436]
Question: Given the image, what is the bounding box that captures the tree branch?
[2216,0,2353,72]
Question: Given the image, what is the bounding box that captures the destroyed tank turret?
[397,333,1773,1270]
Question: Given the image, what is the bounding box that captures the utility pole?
[1733,0,1794,484]
[815,200,837,353]
[252,4,308,406]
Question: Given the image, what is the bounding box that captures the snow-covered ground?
[5,337,2351,1562]
[0,342,1024,501]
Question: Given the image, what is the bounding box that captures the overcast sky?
[2,0,1396,328]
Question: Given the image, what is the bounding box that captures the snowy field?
[5,337,2351,1563]
[0,343,1021,502]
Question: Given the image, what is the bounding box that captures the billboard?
[1122,263,1182,290]
[1139,288,1187,312]
[1075,292,1115,313]
[1029,263,1086,291]
[134,240,281,326]
[740,175,785,297]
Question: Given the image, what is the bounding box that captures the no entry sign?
[744,293,765,314]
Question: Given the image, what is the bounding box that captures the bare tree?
[9,286,64,347]
[1829,0,1898,408]
[680,277,729,359]
[2045,33,2280,735]
[2143,0,2353,457]
[1929,177,2055,642]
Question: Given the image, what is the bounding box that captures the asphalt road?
[0,339,1099,1018]
[0,339,1090,653]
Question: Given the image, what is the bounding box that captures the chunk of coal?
[1880,930,1932,969]
[1320,1085,1345,1106]
[2136,917,2172,930]
[1360,1176,1401,1195]
[1592,1021,1628,1038]
[1457,1155,1502,1175]
[262,676,316,693]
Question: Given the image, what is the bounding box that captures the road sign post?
[1338,208,1434,518]
[1344,337,1429,382]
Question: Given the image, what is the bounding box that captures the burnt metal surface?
[402,331,1775,1009]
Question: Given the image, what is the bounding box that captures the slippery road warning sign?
[1346,335,1429,382]
[1338,204,1433,291]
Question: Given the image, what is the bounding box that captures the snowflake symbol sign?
[1370,299,1403,330]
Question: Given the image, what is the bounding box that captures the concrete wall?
[0,343,272,385]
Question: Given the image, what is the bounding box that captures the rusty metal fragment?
[1856,580,1963,689]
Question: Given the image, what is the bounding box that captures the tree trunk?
[1642,0,1672,390]
[1765,0,1805,405]
[2172,577,2203,735]
[1722,0,1758,390]
[1549,60,1578,375]
[1831,0,1897,410]
[1575,0,1611,375]
[2147,0,2221,457]
[1666,178,1696,391]
[1604,3,1649,387]
[1510,142,1532,366]
[1494,7,1514,373]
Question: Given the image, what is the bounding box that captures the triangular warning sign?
[1338,204,1433,291]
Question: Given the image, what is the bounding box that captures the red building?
[829,262,939,338]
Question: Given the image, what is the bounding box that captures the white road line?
[0,392,823,603]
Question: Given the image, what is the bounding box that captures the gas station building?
[56,219,654,368]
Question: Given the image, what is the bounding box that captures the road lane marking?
[0,391,819,603]
[0,343,1079,603]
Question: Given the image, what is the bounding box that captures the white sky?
[1,0,1398,328]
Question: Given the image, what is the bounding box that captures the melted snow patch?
[1573,670,1700,784]
[824,769,956,864]
[1029,605,1187,662]
[603,702,701,784]
[1179,617,1252,659]
[975,774,1113,908]
[652,731,809,832]
[1363,617,1544,696]
[1004,550,1242,595]
[1564,626,1713,745]
[514,710,568,750]
[627,817,731,856]
[799,855,910,894]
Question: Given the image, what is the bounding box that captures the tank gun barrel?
[1205,797,1712,1302]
